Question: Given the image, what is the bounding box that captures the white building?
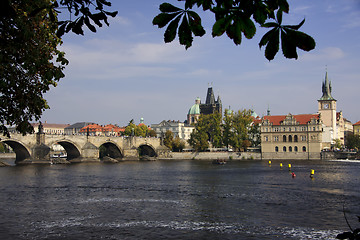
[151,120,194,140]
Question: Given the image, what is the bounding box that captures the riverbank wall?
[164,152,261,160]
[0,153,15,159]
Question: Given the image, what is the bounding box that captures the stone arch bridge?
[1,133,169,164]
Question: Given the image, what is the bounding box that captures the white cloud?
[300,47,345,61]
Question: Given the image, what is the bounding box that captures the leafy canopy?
[0,0,117,136]
[153,0,315,60]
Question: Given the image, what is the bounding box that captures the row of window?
[264,126,319,132]
[275,146,306,152]
[264,135,306,142]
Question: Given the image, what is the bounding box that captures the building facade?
[151,120,195,140]
[32,122,70,135]
[261,114,323,159]
[64,122,94,135]
[354,121,360,135]
[260,72,352,159]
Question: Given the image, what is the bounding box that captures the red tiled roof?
[262,114,319,125]
[354,121,360,126]
[79,124,103,132]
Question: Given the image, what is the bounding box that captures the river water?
[0,159,359,239]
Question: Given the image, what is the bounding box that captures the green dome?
[251,110,258,118]
[188,98,200,115]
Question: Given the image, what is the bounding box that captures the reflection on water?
[0,160,359,239]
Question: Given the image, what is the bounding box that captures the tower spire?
[320,71,335,101]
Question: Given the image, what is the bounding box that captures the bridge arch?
[99,141,123,159]
[1,140,30,162]
[49,140,81,160]
[138,144,157,158]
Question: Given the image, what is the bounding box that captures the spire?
[217,95,221,104]
[320,71,335,101]
[205,87,215,104]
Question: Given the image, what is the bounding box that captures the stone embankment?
[166,152,261,160]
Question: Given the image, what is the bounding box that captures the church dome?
[188,98,201,115]
[251,110,258,118]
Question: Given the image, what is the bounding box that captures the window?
[265,136,268,142]
[301,135,307,141]
[313,127,316,131]
[288,135,292,142]
[294,146,298,152]
[294,135,298,142]
[274,128,279,132]
[302,146,306,152]
[274,136,279,142]
[283,146,287,152]
[275,146,279,152]
[283,135,287,142]
[289,127,292,131]
[289,146,292,152]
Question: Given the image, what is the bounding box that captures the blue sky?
[41,0,360,126]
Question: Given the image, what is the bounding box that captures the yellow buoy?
[268,161,272,165]
[280,163,283,168]
[311,169,315,175]
[288,164,292,169]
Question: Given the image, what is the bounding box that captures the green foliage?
[123,119,150,137]
[0,0,68,136]
[188,113,222,150]
[153,0,315,60]
[54,0,118,37]
[147,129,157,137]
[163,130,174,149]
[0,142,7,153]
[249,123,261,147]
[188,129,209,151]
[230,109,253,151]
[346,133,360,150]
[334,138,343,149]
[222,109,233,148]
[0,0,117,136]
[172,135,185,152]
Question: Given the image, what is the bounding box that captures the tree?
[345,133,360,150]
[249,122,261,147]
[1,0,67,136]
[230,109,253,151]
[172,135,185,152]
[153,0,315,60]
[222,109,233,148]
[147,129,157,137]
[0,0,117,136]
[188,129,209,151]
[334,138,342,149]
[123,119,136,136]
[163,130,174,149]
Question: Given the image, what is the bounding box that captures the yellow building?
[354,121,360,135]
[260,72,352,159]
[261,114,323,159]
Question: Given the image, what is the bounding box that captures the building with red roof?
[354,121,360,136]
[260,72,352,159]
[79,124,124,136]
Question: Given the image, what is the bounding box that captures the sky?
[41,0,360,126]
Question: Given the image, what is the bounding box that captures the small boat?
[212,159,226,165]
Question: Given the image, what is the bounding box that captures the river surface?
[0,159,359,240]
